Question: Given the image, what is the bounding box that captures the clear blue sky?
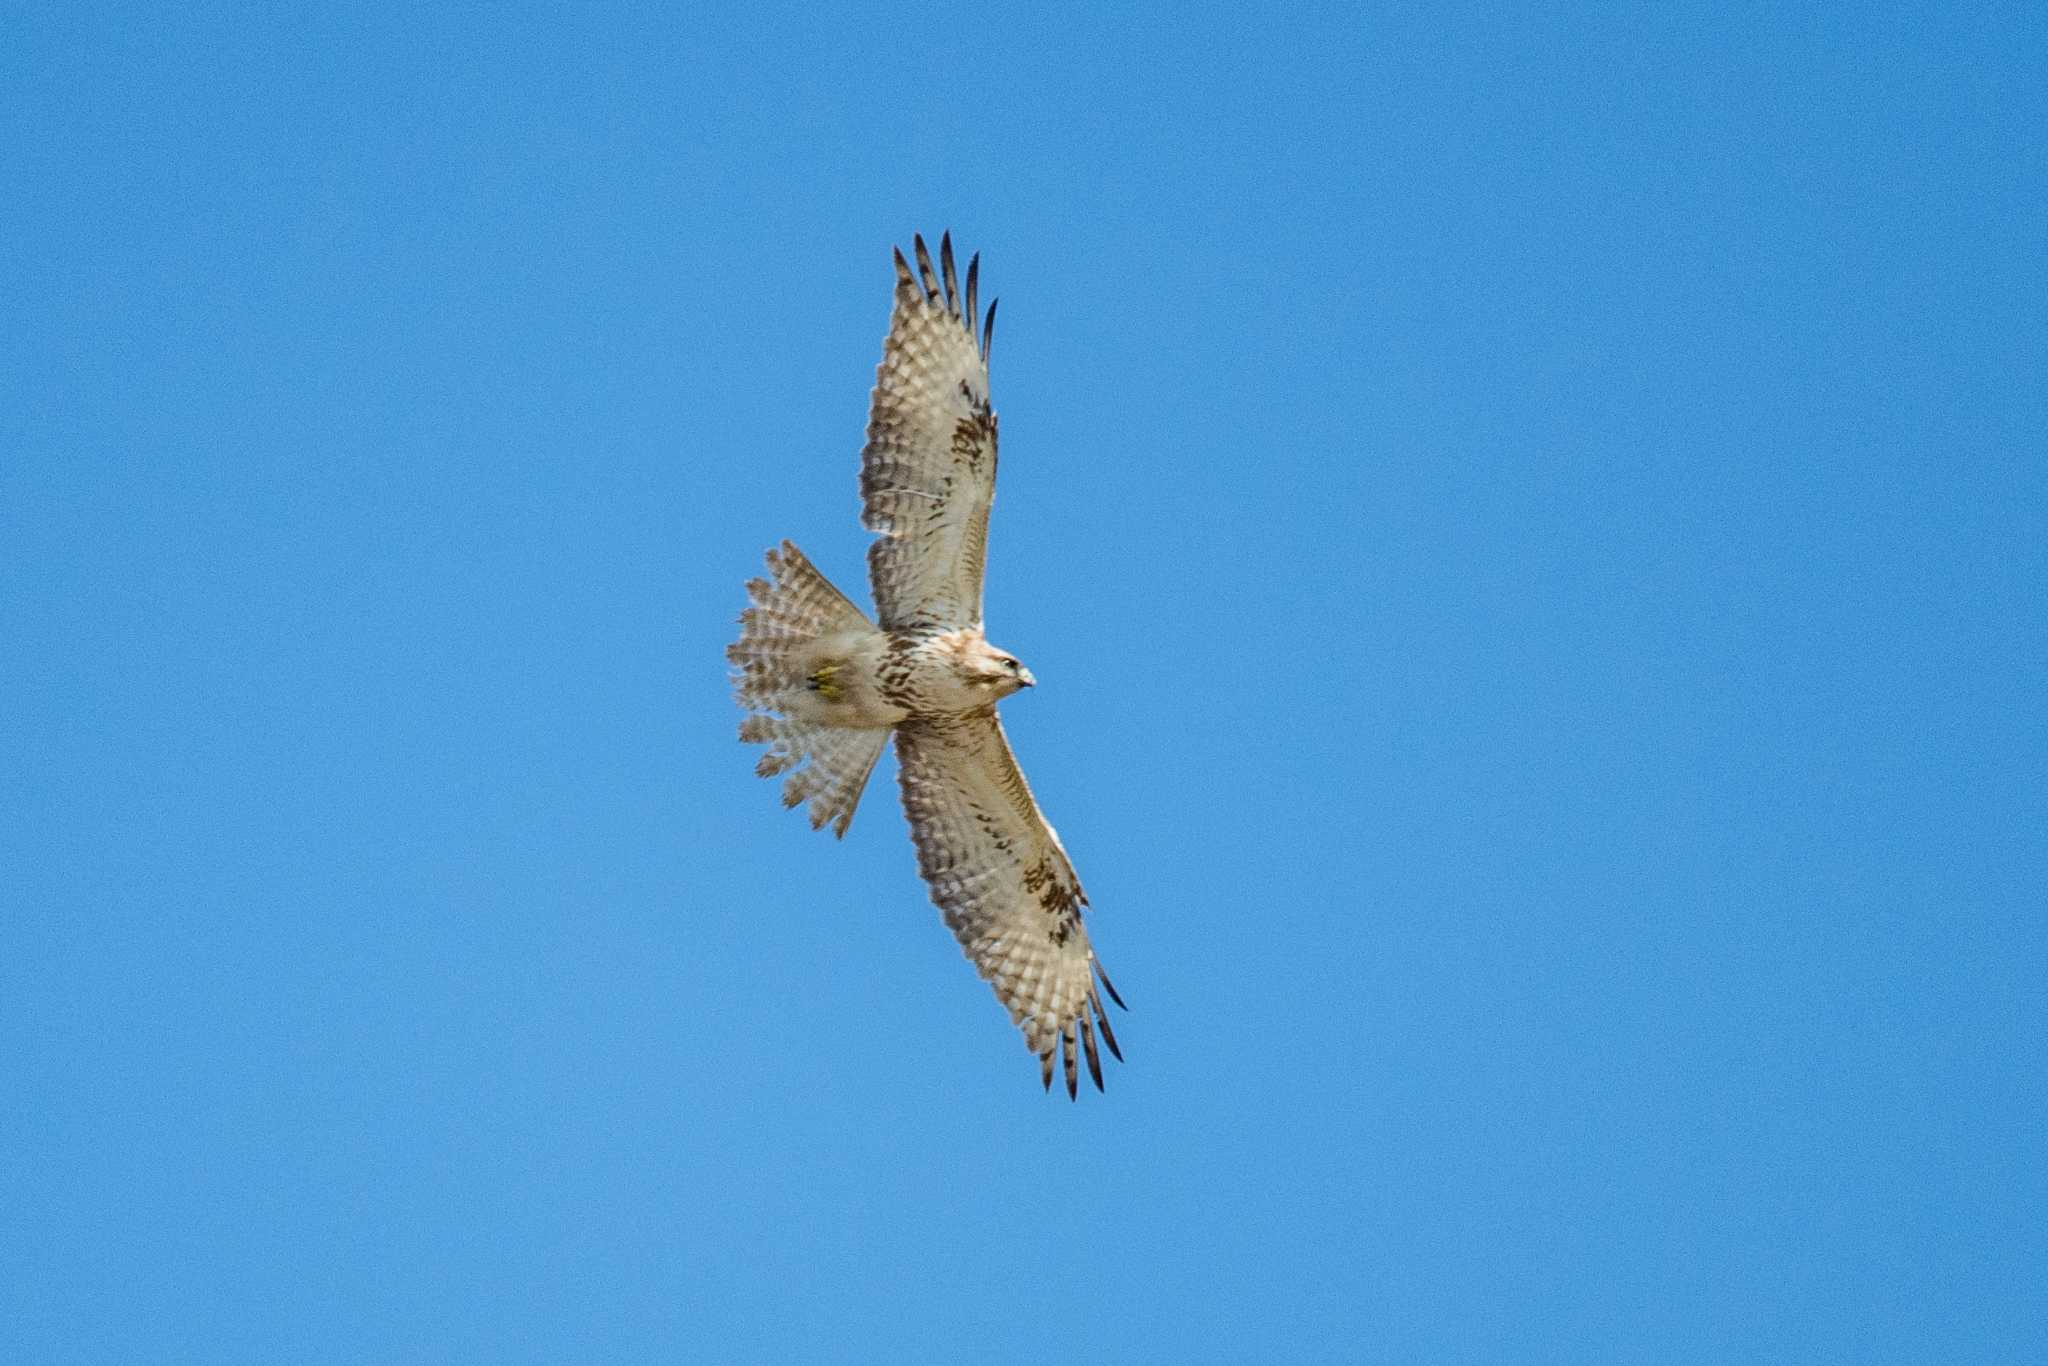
[5,3,2043,1361]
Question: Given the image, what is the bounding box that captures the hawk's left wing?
[894,709,1124,1096]
[860,232,999,631]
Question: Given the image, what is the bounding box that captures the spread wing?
[860,232,999,631]
[894,710,1125,1097]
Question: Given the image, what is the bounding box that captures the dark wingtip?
[891,246,913,289]
[1094,993,1123,1061]
[982,297,998,358]
[1081,1017,1104,1091]
[1096,962,1127,1011]
[939,231,959,314]
[912,234,940,299]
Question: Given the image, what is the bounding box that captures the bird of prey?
[727,232,1124,1097]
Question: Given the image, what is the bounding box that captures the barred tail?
[727,541,889,838]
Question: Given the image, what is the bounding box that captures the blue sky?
[4,3,2043,1361]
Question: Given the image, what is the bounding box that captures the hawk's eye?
[1004,658,1020,671]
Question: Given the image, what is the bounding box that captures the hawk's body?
[727,234,1123,1096]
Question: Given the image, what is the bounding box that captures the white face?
[963,640,1036,698]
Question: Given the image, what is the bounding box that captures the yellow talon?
[808,661,845,702]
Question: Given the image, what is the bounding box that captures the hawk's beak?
[1017,668,1036,688]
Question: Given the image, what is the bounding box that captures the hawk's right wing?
[859,233,999,631]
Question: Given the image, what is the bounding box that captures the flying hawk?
[726,233,1124,1097]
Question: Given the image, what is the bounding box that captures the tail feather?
[728,541,888,837]
[738,713,888,837]
[729,541,872,708]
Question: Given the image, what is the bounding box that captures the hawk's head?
[954,635,1035,699]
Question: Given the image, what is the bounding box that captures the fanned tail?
[727,541,889,837]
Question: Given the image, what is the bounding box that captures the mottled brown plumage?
[727,233,1124,1097]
